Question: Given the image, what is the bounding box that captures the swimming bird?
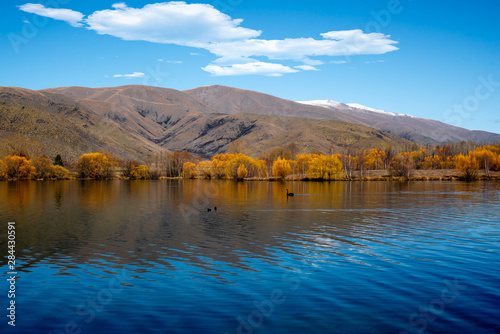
[214,206,217,211]
[286,189,294,197]
[207,208,212,212]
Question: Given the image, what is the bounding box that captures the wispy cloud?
[202,62,299,77]
[294,65,319,71]
[330,60,347,64]
[18,3,84,27]
[18,2,398,76]
[113,72,145,78]
[365,60,385,64]
[158,59,182,64]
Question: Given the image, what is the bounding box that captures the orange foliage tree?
[237,164,248,180]
[389,153,416,178]
[182,162,197,179]
[50,165,70,180]
[4,155,36,180]
[76,153,117,179]
[365,148,386,170]
[272,157,292,180]
[131,165,151,180]
[307,155,343,180]
[454,153,479,180]
[0,159,7,180]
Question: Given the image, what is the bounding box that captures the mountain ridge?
[1,84,498,161]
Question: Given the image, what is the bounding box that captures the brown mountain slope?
[154,112,412,157]
[0,85,413,159]
[0,87,163,160]
[183,85,369,125]
[185,85,500,144]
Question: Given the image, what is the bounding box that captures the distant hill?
[183,85,499,144]
[0,85,415,159]
[0,87,161,160]
[296,99,500,144]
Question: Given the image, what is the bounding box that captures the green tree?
[54,154,64,167]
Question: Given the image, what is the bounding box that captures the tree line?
[0,137,499,181]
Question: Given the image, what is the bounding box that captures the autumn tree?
[0,159,7,180]
[365,148,386,170]
[4,155,36,180]
[182,162,197,179]
[130,165,151,180]
[237,164,248,180]
[198,160,214,179]
[307,155,343,180]
[76,153,117,179]
[388,154,416,178]
[33,156,53,180]
[454,153,479,181]
[50,165,70,180]
[272,157,292,180]
[122,159,141,178]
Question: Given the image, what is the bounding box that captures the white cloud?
[330,60,347,64]
[158,59,182,63]
[365,60,385,64]
[202,62,299,76]
[113,72,145,78]
[85,2,260,47]
[18,2,399,76]
[294,65,319,71]
[205,30,397,64]
[18,3,84,27]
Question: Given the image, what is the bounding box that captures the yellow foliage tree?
[131,165,151,180]
[50,165,70,180]
[469,146,498,177]
[76,153,117,179]
[197,160,214,179]
[33,156,53,179]
[307,155,343,180]
[272,157,292,180]
[421,155,442,170]
[454,153,479,181]
[4,155,36,180]
[237,164,248,180]
[295,153,319,176]
[365,148,387,170]
[182,162,197,179]
[0,159,7,180]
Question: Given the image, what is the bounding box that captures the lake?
[1,180,499,334]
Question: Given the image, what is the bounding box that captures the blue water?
[1,180,499,333]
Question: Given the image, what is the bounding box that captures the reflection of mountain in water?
[1,180,495,283]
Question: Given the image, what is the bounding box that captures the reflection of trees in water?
[1,180,499,280]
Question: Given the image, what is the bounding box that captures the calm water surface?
[1,180,499,334]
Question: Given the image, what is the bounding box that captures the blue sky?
[1,0,499,133]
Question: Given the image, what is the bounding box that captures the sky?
[1,0,499,133]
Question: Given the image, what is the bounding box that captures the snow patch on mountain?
[297,100,414,117]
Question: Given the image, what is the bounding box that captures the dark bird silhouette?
[207,208,211,212]
[214,206,217,211]
[286,189,294,197]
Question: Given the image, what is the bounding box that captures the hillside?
[0,87,163,159]
[183,85,499,144]
[296,99,500,144]
[0,85,413,159]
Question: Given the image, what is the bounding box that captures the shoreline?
[2,170,500,182]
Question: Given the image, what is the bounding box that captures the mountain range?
[0,84,498,160]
